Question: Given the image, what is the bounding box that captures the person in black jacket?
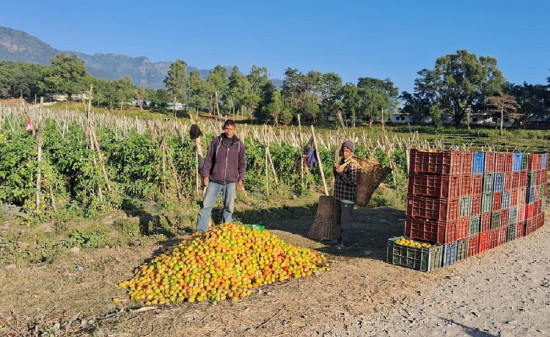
[196,120,246,233]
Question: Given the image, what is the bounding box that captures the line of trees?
[1,50,549,126]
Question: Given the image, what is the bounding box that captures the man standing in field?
[332,140,359,249]
[196,119,246,233]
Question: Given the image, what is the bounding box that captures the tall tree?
[206,65,228,115]
[319,72,343,121]
[39,53,88,99]
[0,61,44,99]
[187,70,209,112]
[357,77,399,125]
[506,81,550,123]
[412,50,506,126]
[163,59,188,116]
[227,66,253,115]
[485,94,519,135]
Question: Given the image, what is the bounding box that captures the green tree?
[115,76,136,110]
[340,83,360,126]
[227,66,253,115]
[0,61,44,99]
[39,53,88,99]
[206,65,228,115]
[357,77,399,125]
[163,59,188,116]
[506,81,550,123]
[319,73,343,121]
[413,50,506,125]
[187,70,209,112]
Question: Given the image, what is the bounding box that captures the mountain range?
[0,26,282,89]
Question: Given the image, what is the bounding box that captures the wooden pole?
[265,146,269,196]
[266,146,279,187]
[35,113,44,211]
[311,125,329,196]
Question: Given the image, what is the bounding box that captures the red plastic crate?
[516,221,525,238]
[472,174,483,195]
[536,170,543,185]
[510,189,518,207]
[489,229,499,248]
[535,199,542,215]
[484,152,495,172]
[470,194,481,215]
[519,171,527,188]
[407,173,461,198]
[527,154,540,171]
[406,195,460,220]
[511,172,520,189]
[467,235,479,257]
[462,152,473,174]
[518,187,526,205]
[497,227,507,246]
[460,174,473,195]
[535,213,544,229]
[492,192,502,211]
[480,212,491,232]
[404,216,457,244]
[504,172,513,190]
[478,232,490,253]
[500,209,509,228]
[504,153,514,172]
[457,216,469,240]
[525,219,535,235]
[409,149,463,175]
[517,204,525,223]
[525,204,534,219]
[495,153,506,172]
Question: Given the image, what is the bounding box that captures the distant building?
[389,114,432,124]
[166,102,188,111]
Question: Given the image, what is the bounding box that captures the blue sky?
[1,0,549,93]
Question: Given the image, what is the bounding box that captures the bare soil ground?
[1,202,548,336]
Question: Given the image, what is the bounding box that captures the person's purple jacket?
[202,134,246,184]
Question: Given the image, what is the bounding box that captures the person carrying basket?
[332,140,359,249]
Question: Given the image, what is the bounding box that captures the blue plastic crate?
[501,190,511,209]
[442,241,458,267]
[473,152,485,174]
[493,172,504,192]
[512,153,522,172]
[542,153,547,169]
[526,187,536,204]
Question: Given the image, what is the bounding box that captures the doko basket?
[354,157,392,207]
[308,195,338,240]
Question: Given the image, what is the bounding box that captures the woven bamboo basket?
[354,157,392,207]
[307,195,338,240]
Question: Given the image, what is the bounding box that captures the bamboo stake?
[311,125,329,196]
[89,124,112,191]
[35,113,44,211]
[194,137,203,195]
[266,146,279,187]
[265,146,269,196]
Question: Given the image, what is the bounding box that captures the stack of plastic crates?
[389,149,548,272]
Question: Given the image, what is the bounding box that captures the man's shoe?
[336,243,350,250]
[330,239,340,245]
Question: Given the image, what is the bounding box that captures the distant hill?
[0,26,283,89]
